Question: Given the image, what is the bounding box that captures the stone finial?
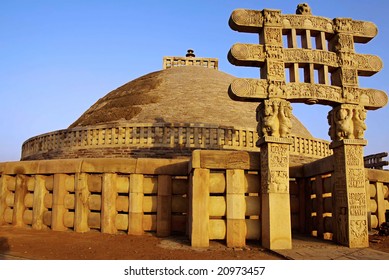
[296,3,312,15]
[186,49,195,57]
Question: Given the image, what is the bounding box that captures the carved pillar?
[258,98,293,249]
[258,12,293,249]
[329,104,369,248]
[328,18,370,248]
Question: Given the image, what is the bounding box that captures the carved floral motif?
[267,61,285,80]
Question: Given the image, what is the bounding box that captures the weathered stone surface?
[229,3,386,250]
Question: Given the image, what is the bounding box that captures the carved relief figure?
[267,81,285,97]
[279,101,292,138]
[350,220,368,238]
[352,107,367,139]
[335,107,354,140]
[337,207,348,245]
[328,110,336,140]
[261,100,280,137]
[269,171,288,193]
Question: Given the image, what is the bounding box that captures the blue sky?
[1,0,388,161]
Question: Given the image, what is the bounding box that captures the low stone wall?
[0,158,189,236]
[297,157,389,240]
[21,123,332,161]
[2,150,387,248]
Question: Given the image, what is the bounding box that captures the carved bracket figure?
[328,104,367,141]
[257,99,292,138]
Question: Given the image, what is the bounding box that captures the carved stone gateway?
[228,3,387,249]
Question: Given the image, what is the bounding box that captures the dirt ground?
[0,226,388,260]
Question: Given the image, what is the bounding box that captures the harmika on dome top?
[21,52,332,161]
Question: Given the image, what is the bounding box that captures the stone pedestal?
[331,139,369,248]
[259,136,293,250]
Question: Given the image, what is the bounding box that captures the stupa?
[21,50,329,164]
[1,4,388,253]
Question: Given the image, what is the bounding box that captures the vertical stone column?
[189,168,210,247]
[128,174,144,235]
[328,19,370,248]
[101,173,117,234]
[329,104,369,248]
[32,175,47,230]
[52,174,68,231]
[74,172,90,233]
[12,175,28,227]
[226,169,246,248]
[329,20,359,90]
[331,140,369,247]
[257,12,293,249]
[0,175,7,225]
[157,175,172,237]
[259,136,293,250]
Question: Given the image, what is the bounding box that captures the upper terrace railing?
[21,123,332,160]
[163,56,218,70]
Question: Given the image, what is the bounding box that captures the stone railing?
[364,152,389,170]
[163,56,218,69]
[1,150,388,248]
[297,157,389,240]
[0,158,189,236]
[21,123,332,160]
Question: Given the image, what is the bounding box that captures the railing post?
[102,173,118,234]
[52,174,68,231]
[157,175,172,237]
[32,175,47,230]
[128,174,144,235]
[190,168,210,247]
[74,172,90,233]
[226,169,246,247]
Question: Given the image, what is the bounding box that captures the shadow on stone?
[0,237,10,259]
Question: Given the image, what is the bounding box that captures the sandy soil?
[0,226,283,260]
[0,226,387,260]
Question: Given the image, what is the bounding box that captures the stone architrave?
[228,3,387,249]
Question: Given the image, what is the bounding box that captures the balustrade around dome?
[21,123,332,160]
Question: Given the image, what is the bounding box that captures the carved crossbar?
[228,8,388,110]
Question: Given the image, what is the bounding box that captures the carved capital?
[257,99,292,139]
[328,104,367,142]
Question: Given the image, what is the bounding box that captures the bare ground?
[0,226,388,260]
[0,226,283,260]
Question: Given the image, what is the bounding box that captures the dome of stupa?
[21,52,331,161]
[69,66,312,138]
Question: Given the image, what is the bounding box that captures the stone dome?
[69,66,312,138]
[21,55,332,161]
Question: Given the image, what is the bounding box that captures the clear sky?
[1,0,389,161]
